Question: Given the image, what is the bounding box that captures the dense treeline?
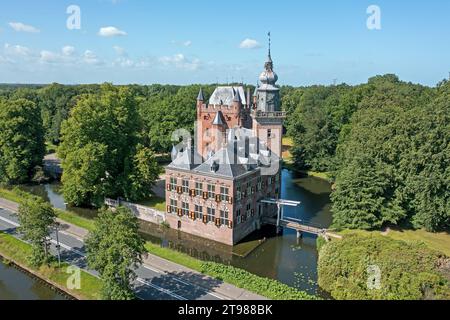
[285,75,449,232]
[0,76,448,229]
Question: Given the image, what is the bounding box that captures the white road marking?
[172,277,226,300]
[0,215,19,227]
[142,265,161,273]
[0,212,211,301]
[136,278,186,300]
[59,230,84,242]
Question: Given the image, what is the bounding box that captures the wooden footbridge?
[260,198,342,241]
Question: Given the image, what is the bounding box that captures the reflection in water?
[0,260,66,300]
[18,169,333,296]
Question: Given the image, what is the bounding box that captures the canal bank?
[16,169,333,296]
[0,257,68,300]
[0,231,97,300]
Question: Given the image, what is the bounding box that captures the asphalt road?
[0,207,222,300]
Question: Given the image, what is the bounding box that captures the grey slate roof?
[194,145,251,178]
[233,89,241,102]
[197,88,204,101]
[209,86,247,105]
[212,111,226,126]
[167,147,203,171]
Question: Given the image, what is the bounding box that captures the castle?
[165,43,286,245]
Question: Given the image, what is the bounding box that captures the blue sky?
[0,0,449,86]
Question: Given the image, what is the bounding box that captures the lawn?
[144,241,202,272]
[0,232,102,300]
[137,195,166,212]
[386,229,450,257]
[56,209,95,232]
[0,188,26,203]
[338,228,450,257]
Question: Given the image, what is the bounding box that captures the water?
[0,260,67,300]
[18,169,333,296]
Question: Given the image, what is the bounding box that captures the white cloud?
[62,46,75,56]
[98,26,127,37]
[40,50,62,63]
[83,50,103,65]
[4,43,31,57]
[113,46,127,56]
[239,38,262,49]
[183,40,192,47]
[159,53,200,71]
[9,22,40,33]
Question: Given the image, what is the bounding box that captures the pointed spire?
[197,88,204,101]
[233,89,241,103]
[268,31,272,61]
[171,145,178,161]
[212,111,225,126]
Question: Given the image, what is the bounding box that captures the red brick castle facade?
[165,46,286,245]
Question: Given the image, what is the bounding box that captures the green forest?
[0,75,449,233]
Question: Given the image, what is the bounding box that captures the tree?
[331,89,449,231]
[58,84,160,206]
[125,145,162,201]
[0,98,45,184]
[17,197,56,266]
[86,207,145,300]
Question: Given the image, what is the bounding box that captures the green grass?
[338,229,450,257]
[144,241,316,300]
[385,229,450,257]
[0,188,96,232]
[0,188,28,203]
[0,232,102,300]
[137,196,166,212]
[144,241,202,271]
[56,209,95,232]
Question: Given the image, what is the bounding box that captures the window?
[206,207,215,223]
[169,199,177,214]
[182,202,189,216]
[208,184,215,199]
[275,174,280,182]
[267,129,272,139]
[195,182,203,197]
[170,177,177,191]
[236,184,241,201]
[220,210,229,226]
[220,186,229,201]
[257,177,262,192]
[268,177,272,185]
[246,184,251,197]
[195,205,203,219]
[182,179,189,194]
[236,209,241,224]
[246,203,251,218]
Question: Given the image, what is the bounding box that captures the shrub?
[200,262,317,300]
[318,234,450,300]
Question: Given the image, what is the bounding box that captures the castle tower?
[252,33,285,157]
[196,87,246,158]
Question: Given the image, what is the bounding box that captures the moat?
[15,168,332,297]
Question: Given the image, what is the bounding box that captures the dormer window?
[210,161,219,173]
